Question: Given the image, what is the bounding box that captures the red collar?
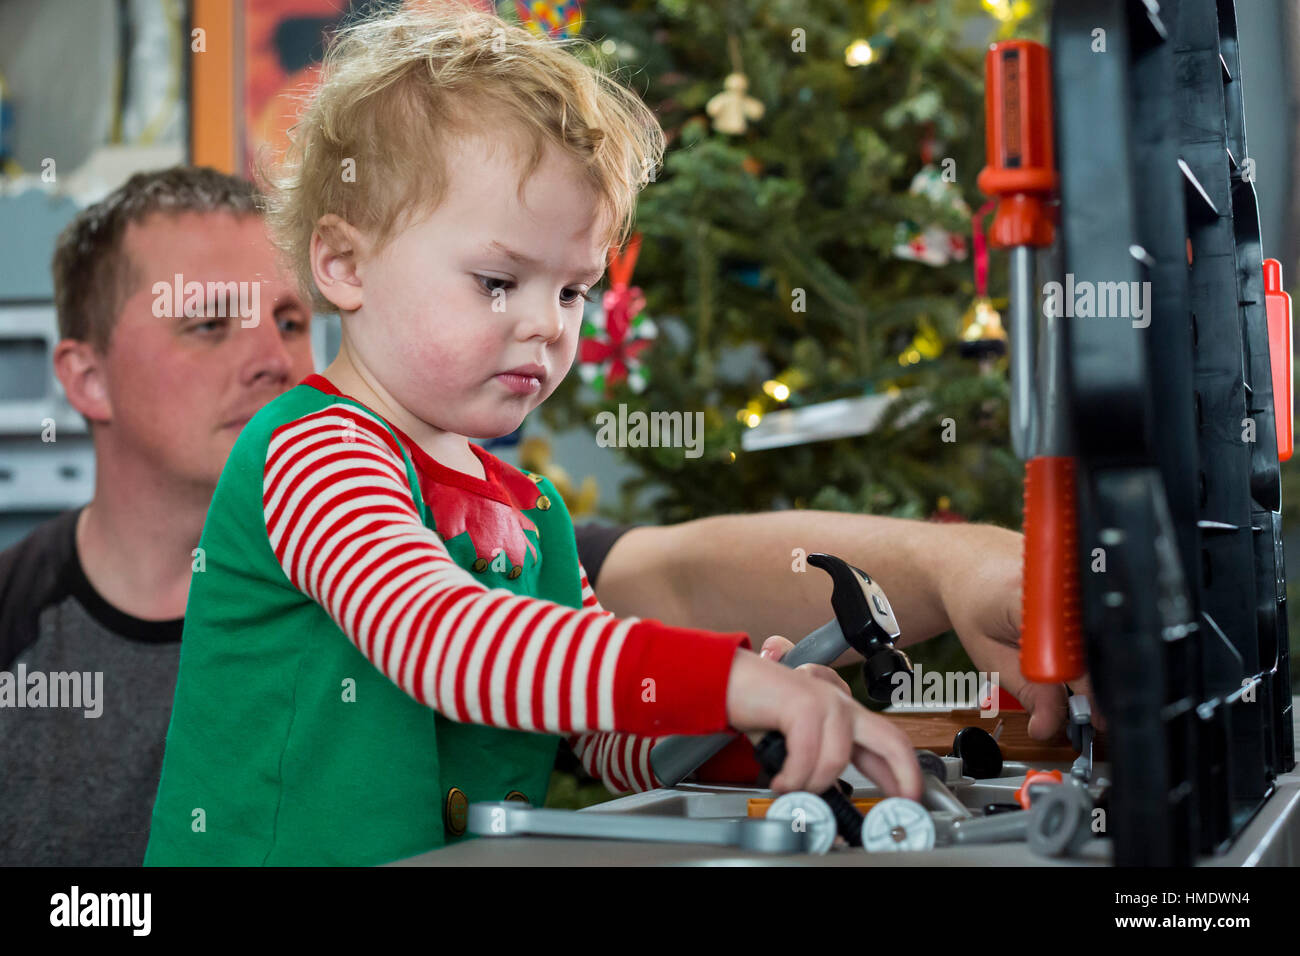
[299,373,540,511]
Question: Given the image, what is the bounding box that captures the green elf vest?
[145,381,579,866]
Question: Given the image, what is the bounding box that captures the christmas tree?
[541,0,1044,531]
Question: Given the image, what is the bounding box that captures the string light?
[982,0,1032,23]
[845,39,874,67]
[762,379,791,401]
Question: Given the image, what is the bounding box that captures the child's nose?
[517,301,566,342]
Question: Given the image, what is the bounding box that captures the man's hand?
[930,522,1105,739]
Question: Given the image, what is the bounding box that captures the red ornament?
[578,233,655,394]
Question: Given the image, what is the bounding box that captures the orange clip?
[1014,769,1064,810]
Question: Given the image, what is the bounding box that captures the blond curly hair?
[263,3,664,312]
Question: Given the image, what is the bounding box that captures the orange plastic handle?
[1264,259,1293,462]
[977,40,1058,249]
[1021,457,1085,683]
[1014,769,1064,810]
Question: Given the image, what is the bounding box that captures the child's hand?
[757,634,852,696]
[724,645,923,801]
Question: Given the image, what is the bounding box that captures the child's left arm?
[564,560,762,794]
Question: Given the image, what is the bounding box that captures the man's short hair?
[51,166,261,352]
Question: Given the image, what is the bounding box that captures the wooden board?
[882,709,1106,763]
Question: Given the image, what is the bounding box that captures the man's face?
[346,134,608,440]
[101,211,316,486]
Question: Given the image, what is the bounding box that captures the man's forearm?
[599,511,1011,656]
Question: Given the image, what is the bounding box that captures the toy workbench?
[401,0,1297,867]
[395,699,1299,867]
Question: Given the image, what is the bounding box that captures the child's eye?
[475,275,513,296]
[561,287,595,307]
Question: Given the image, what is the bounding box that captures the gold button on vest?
[444,787,469,836]
[504,790,529,804]
[507,566,522,580]
[471,557,489,573]
[536,495,551,511]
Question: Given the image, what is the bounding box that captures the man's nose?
[240,316,295,387]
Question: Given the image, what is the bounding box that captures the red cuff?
[693,733,763,785]
[613,620,751,735]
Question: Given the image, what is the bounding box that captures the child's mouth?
[494,372,542,394]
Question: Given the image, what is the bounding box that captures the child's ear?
[311,214,367,313]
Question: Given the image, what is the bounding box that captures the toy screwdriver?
[977,39,1084,683]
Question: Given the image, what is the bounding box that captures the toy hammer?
[649,553,913,787]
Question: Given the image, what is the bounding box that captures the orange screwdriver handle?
[977,40,1058,250]
[1021,456,1085,683]
[1264,258,1293,462]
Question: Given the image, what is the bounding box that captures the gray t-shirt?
[0,507,633,865]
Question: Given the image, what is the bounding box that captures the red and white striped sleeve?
[564,556,762,794]
[558,577,661,792]
[578,561,603,611]
[262,402,749,737]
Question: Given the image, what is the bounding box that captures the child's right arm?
[262,402,921,798]
[262,401,743,738]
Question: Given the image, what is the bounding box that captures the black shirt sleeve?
[0,509,81,668]
[572,521,642,591]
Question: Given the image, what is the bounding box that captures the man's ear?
[311,214,368,313]
[53,339,112,425]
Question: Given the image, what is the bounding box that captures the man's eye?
[191,318,227,334]
[476,275,513,295]
[277,315,308,335]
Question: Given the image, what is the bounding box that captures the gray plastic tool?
[861,797,936,852]
[766,792,836,855]
[1067,694,1095,782]
[943,810,1030,845]
[1027,782,1094,857]
[467,801,811,854]
[917,751,973,818]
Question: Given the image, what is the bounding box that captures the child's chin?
[460,414,527,441]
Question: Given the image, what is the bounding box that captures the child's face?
[347,134,609,440]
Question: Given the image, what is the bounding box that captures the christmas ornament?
[707,72,764,135]
[898,315,946,366]
[960,200,1009,361]
[515,0,583,39]
[928,496,968,523]
[892,164,971,267]
[578,233,657,396]
[707,34,764,136]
